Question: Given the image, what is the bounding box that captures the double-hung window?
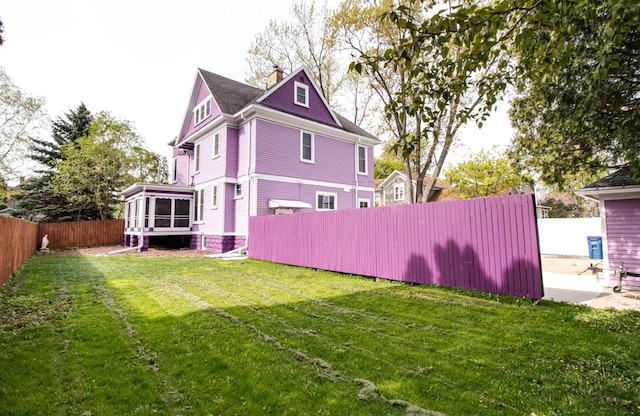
[171,157,177,183]
[194,188,204,222]
[235,183,242,199]
[357,145,367,174]
[300,131,314,163]
[358,199,370,208]
[212,132,220,158]
[294,82,309,107]
[394,184,404,201]
[211,184,218,209]
[316,192,336,211]
[194,142,201,173]
[193,98,211,126]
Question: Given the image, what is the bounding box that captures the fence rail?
[249,194,543,299]
[0,218,124,287]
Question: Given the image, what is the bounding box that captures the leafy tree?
[345,0,512,203]
[508,0,640,185]
[374,154,405,180]
[0,66,46,180]
[382,0,639,184]
[374,140,404,179]
[0,17,4,46]
[0,176,9,209]
[14,103,96,221]
[48,112,167,220]
[444,149,531,199]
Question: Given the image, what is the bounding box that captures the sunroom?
[121,183,195,251]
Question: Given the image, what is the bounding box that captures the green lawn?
[0,255,638,415]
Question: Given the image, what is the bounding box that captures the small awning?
[268,199,312,209]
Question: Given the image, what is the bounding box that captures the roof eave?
[238,104,380,146]
[576,185,640,201]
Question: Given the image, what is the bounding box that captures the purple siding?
[605,198,640,286]
[179,77,222,142]
[249,194,543,299]
[260,71,338,127]
[194,183,224,235]
[255,179,373,215]
[224,183,237,233]
[254,119,371,184]
[237,122,252,176]
[173,153,190,186]
[225,126,239,177]
[192,130,226,184]
[234,179,249,234]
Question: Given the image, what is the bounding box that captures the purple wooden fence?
[249,194,543,299]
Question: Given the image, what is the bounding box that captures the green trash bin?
[587,236,603,259]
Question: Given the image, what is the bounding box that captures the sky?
[1,0,513,180]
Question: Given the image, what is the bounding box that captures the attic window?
[194,98,211,126]
[294,82,309,107]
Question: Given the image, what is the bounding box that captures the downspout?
[354,140,360,208]
[139,185,146,251]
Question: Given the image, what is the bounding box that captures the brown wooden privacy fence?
[0,216,39,287]
[249,194,544,299]
[38,219,124,250]
[0,218,124,287]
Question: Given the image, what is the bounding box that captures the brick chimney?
[267,65,284,89]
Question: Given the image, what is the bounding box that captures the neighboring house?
[374,170,446,206]
[0,185,19,217]
[122,67,380,252]
[578,167,640,287]
[430,183,551,218]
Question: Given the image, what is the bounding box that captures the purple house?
[578,167,640,287]
[122,67,380,252]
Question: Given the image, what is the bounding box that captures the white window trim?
[211,184,218,209]
[194,142,201,173]
[394,184,404,201]
[316,191,337,211]
[294,81,309,107]
[194,188,205,223]
[234,183,243,199]
[300,131,314,163]
[193,97,212,126]
[171,157,178,183]
[212,132,220,159]
[357,145,368,175]
[358,198,370,208]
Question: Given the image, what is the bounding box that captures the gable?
[178,75,222,144]
[258,68,340,128]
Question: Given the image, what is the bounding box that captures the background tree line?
[0,66,167,221]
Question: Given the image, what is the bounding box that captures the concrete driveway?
[541,255,640,311]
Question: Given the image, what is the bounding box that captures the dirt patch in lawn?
[40,245,208,258]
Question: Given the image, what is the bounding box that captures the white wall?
[537,218,602,256]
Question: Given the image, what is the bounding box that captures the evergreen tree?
[14,103,98,221]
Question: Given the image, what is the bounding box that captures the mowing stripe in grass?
[155,273,444,416]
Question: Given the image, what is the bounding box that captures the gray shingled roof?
[583,167,639,189]
[198,68,377,140]
[198,68,264,115]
